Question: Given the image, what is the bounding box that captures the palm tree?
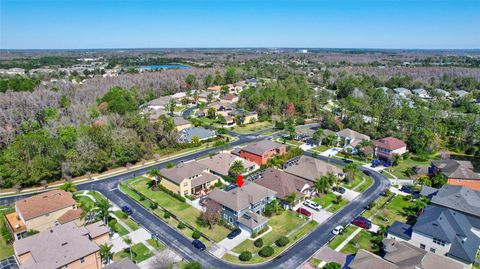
[123,236,134,261]
[94,199,112,225]
[147,168,162,188]
[343,162,360,182]
[285,192,297,209]
[314,176,332,195]
[327,172,342,189]
[99,243,113,264]
[59,180,76,192]
[80,203,94,223]
[229,160,245,177]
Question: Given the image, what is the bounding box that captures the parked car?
[371,160,381,168]
[297,207,312,217]
[225,184,237,191]
[383,161,392,167]
[351,216,372,229]
[400,186,413,194]
[332,225,344,235]
[121,206,133,215]
[342,158,353,163]
[227,228,242,239]
[303,200,322,211]
[332,186,346,194]
[192,239,206,250]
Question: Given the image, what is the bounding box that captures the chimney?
[248,195,253,204]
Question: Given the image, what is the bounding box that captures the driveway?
[211,228,251,257]
[110,227,152,253]
[294,204,333,224]
[333,188,360,202]
[319,147,342,157]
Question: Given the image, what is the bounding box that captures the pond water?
[139,64,191,70]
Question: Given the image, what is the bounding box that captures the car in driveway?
[332,225,344,235]
[121,206,133,215]
[332,186,346,194]
[192,239,206,250]
[303,200,321,211]
[351,216,372,229]
[297,207,312,217]
[227,228,242,239]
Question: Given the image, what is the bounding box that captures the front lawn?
[312,192,338,209]
[342,175,363,190]
[371,195,413,226]
[112,222,129,236]
[311,145,330,152]
[129,177,230,242]
[113,242,153,263]
[113,211,140,231]
[355,176,373,193]
[231,211,307,253]
[327,198,349,213]
[232,121,273,134]
[146,238,166,251]
[385,154,438,179]
[328,225,358,250]
[340,230,381,254]
[0,207,14,260]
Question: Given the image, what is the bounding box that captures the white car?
[332,225,344,235]
[303,200,322,211]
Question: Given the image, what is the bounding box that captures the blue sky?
[1,0,479,49]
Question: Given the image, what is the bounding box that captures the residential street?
[0,128,390,269]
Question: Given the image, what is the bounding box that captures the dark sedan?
[227,228,242,239]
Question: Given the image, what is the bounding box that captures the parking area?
[294,204,333,224]
[333,188,360,202]
[210,228,251,258]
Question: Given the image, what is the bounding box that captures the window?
[184,190,188,195]
[430,247,436,253]
[433,238,446,246]
[80,257,85,263]
[420,244,425,249]
[183,182,188,187]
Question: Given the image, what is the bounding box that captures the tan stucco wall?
[92,233,109,245]
[160,177,184,195]
[176,123,192,131]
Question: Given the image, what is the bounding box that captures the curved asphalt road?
[0,130,390,269]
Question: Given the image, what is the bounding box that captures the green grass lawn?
[274,138,303,146]
[328,225,358,250]
[75,195,95,209]
[232,121,273,134]
[312,192,338,209]
[129,177,230,242]
[340,230,379,254]
[342,175,363,190]
[327,199,349,213]
[311,145,330,152]
[385,154,438,179]
[371,195,413,226]
[0,207,14,260]
[113,211,140,231]
[362,193,394,219]
[146,239,166,251]
[355,176,373,193]
[231,211,306,253]
[113,242,153,263]
[309,258,323,267]
[113,222,129,236]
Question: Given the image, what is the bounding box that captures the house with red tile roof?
[373,137,408,161]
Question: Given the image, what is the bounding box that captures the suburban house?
[220,93,239,103]
[197,152,258,177]
[144,96,172,110]
[412,88,432,99]
[207,85,222,92]
[228,110,258,124]
[177,126,216,143]
[5,190,82,240]
[255,168,312,208]
[173,116,192,131]
[336,128,370,153]
[434,88,451,97]
[387,204,480,267]
[430,160,480,190]
[454,90,469,98]
[348,239,464,269]
[103,259,140,269]
[239,140,286,165]
[283,155,344,183]
[430,185,480,218]
[13,221,108,269]
[159,162,220,196]
[373,137,408,161]
[208,182,276,233]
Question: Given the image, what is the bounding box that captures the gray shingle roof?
[431,185,480,218]
[241,140,284,156]
[388,221,412,240]
[178,126,216,143]
[197,153,257,177]
[420,185,438,198]
[431,160,480,180]
[413,205,480,263]
[283,155,343,183]
[160,162,208,184]
[255,168,310,200]
[208,182,276,212]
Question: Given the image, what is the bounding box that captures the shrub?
[239,251,252,261]
[108,219,117,229]
[183,261,202,269]
[164,212,171,219]
[150,201,158,210]
[259,246,274,257]
[177,222,186,229]
[155,184,186,202]
[192,230,201,239]
[325,262,341,269]
[275,236,290,247]
[254,238,264,248]
[139,195,145,201]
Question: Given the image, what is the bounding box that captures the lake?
[140,64,191,70]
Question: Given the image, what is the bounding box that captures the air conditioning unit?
[15,224,20,229]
